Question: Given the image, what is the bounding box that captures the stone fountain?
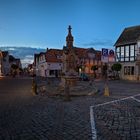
[44,26,98,99]
[60,25,79,100]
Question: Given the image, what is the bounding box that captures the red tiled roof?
[46,49,63,63]
[46,47,101,63]
[75,47,88,58]
[75,47,101,60]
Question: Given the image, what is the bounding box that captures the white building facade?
[114,25,140,80]
[34,49,63,77]
[46,62,62,77]
[34,52,47,77]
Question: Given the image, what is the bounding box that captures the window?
[127,67,130,75]
[125,46,129,57]
[130,45,134,57]
[125,46,129,61]
[124,67,127,75]
[120,46,124,58]
[116,45,136,62]
[94,60,97,65]
[124,66,134,75]
[49,70,55,75]
[118,46,124,61]
[125,57,129,61]
[116,47,120,62]
[131,66,134,75]
[89,59,93,65]
[130,57,134,61]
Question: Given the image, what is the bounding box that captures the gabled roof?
[45,47,101,63]
[86,48,96,53]
[75,47,101,59]
[9,55,21,63]
[46,49,63,63]
[114,25,140,46]
[74,47,87,58]
[34,52,46,62]
[2,51,8,57]
[9,55,15,62]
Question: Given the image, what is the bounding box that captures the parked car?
[79,73,89,81]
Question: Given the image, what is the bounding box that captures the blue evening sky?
[0,0,140,50]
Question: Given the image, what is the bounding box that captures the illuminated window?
[116,45,136,62]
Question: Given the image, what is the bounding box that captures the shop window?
[124,66,134,75]
[124,67,127,75]
[131,67,134,75]
[49,70,55,75]
[127,67,130,75]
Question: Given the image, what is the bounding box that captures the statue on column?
[62,25,78,76]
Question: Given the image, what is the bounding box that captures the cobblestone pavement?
[93,98,140,140]
[0,96,95,139]
[0,78,140,140]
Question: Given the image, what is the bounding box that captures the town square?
[0,24,140,139]
[0,0,140,140]
[0,77,140,140]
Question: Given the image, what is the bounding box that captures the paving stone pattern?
[0,95,97,140]
[0,78,140,140]
[94,99,140,140]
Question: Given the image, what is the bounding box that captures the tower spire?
[66,25,74,49]
[68,25,72,35]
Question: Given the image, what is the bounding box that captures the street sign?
[102,48,108,56]
[108,49,115,62]
[101,48,109,62]
[101,48,115,62]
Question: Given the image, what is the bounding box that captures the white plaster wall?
[46,62,62,77]
[120,62,136,80]
[38,62,47,77]
[47,62,62,70]
[35,54,47,77]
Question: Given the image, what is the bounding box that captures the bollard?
[32,79,37,95]
[64,79,71,101]
[104,83,109,96]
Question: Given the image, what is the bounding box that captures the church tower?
[66,25,74,49]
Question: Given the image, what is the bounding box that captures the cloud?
[0,46,46,67]
[83,39,113,48]
[21,55,34,67]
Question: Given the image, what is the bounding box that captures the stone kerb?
[37,78,99,97]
